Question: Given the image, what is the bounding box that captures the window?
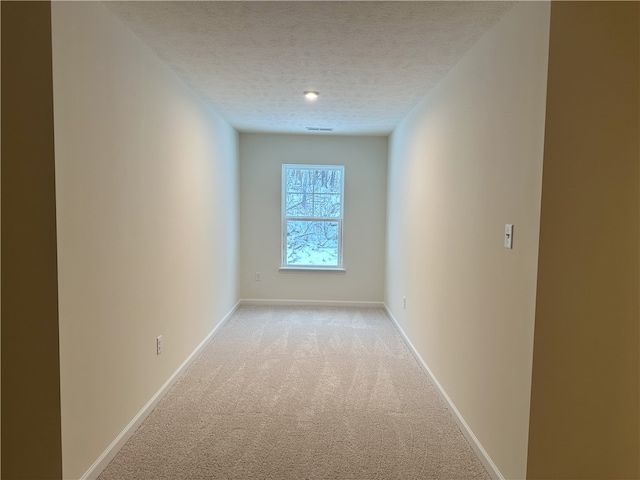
[281,164,344,269]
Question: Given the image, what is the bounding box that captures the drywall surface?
[527,3,639,478]
[385,3,550,478]
[51,3,239,478]
[2,2,63,478]
[240,133,387,302]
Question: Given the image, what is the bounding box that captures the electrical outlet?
[403,297,407,310]
[255,272,261,281]
[156,335,162,355]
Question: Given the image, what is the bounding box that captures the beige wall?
[2,2,63,478]
[527,3,639,478]
[51,3,239,478]
[240,133,387,302]
[385,3,550,478]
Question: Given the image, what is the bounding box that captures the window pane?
[286,220,339,266]
[285,168,312,194]
[285,193,313,217]
[315,169,342,194]
[284,167,341,195]
[313,194,341,218]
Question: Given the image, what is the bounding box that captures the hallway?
[3,2,639,479]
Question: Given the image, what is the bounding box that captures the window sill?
[279,267,346,274]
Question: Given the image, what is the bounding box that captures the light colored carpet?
[98,306,490,479]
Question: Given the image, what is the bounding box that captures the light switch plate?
[505,224,513,249]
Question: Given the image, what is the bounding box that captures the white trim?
[383,304,505,480]
[240,298,384,308]
[80,300,241,480]
[278,267,346,273]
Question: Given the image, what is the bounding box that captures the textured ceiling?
[106,1,515,135]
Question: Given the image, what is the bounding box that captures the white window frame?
[280,164,345,271]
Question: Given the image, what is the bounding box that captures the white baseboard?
[383,304,505,480]
[80,300,241,480]
[240,298,384,308]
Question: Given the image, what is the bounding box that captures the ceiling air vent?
[306,127,334,132]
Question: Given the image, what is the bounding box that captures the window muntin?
[282,165,344,268]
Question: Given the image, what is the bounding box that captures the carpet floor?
[97,306,490,479]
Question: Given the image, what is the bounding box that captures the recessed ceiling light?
[304,91,319,100]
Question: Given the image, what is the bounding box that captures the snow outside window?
[282,164,344,269]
